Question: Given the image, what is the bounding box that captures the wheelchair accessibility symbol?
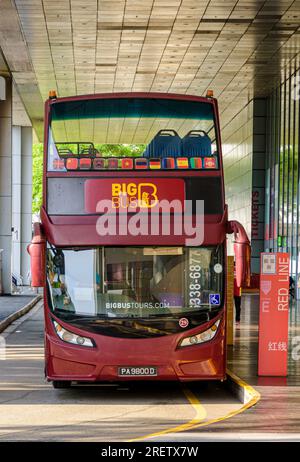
[209,294,220,305]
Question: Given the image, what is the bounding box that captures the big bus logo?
[111,182,159,208]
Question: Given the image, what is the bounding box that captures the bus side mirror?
[234,240,251,288]
[27,222,46,287]
[227,220,251,288]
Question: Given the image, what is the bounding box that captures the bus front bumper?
[45,328,226,382]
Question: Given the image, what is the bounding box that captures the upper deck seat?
[143,129,182,158]
[182,130,212,157]
[80,146,99,157]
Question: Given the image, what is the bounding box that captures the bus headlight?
[179,319,220,348]
[53,320,94,348]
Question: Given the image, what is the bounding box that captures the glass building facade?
[265,67,300,292]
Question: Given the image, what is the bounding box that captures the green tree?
[94,144,145,157]
[32,144,43,215]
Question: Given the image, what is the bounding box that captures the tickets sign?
[226,256,234,346]
[258,252,290,376]
[84,178,185,213]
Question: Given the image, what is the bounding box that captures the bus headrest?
[182,130,212,157]
[143,129,182,158]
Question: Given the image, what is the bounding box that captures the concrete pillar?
[12,126,21,281]
[0,77,12,294]
[11,126,33,286]
[20,127,32,285]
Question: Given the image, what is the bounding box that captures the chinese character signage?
[258,252,290,376]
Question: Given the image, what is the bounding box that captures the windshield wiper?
[54,310,106,320]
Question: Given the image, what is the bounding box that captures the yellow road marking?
[128,370,261,442]
[128,385,207,442]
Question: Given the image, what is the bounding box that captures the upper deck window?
[48,97,219,172]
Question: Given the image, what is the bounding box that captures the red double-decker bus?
[28,92,250,388]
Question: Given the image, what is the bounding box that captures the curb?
[0,295,42,334]
[226,368,261,406]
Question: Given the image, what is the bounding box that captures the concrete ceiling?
[0,47,31,126]
[1,0,300,139]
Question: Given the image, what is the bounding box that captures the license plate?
[118,366,157,377]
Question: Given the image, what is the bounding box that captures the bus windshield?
[47,246,223,319]
[48,97,218,172]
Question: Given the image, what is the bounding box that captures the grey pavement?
[0,303,242,442]
[2,296,300,441]
[0,294,36,321]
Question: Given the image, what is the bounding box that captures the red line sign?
[258,252,290,376]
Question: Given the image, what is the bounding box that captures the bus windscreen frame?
[47,96,220,173]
